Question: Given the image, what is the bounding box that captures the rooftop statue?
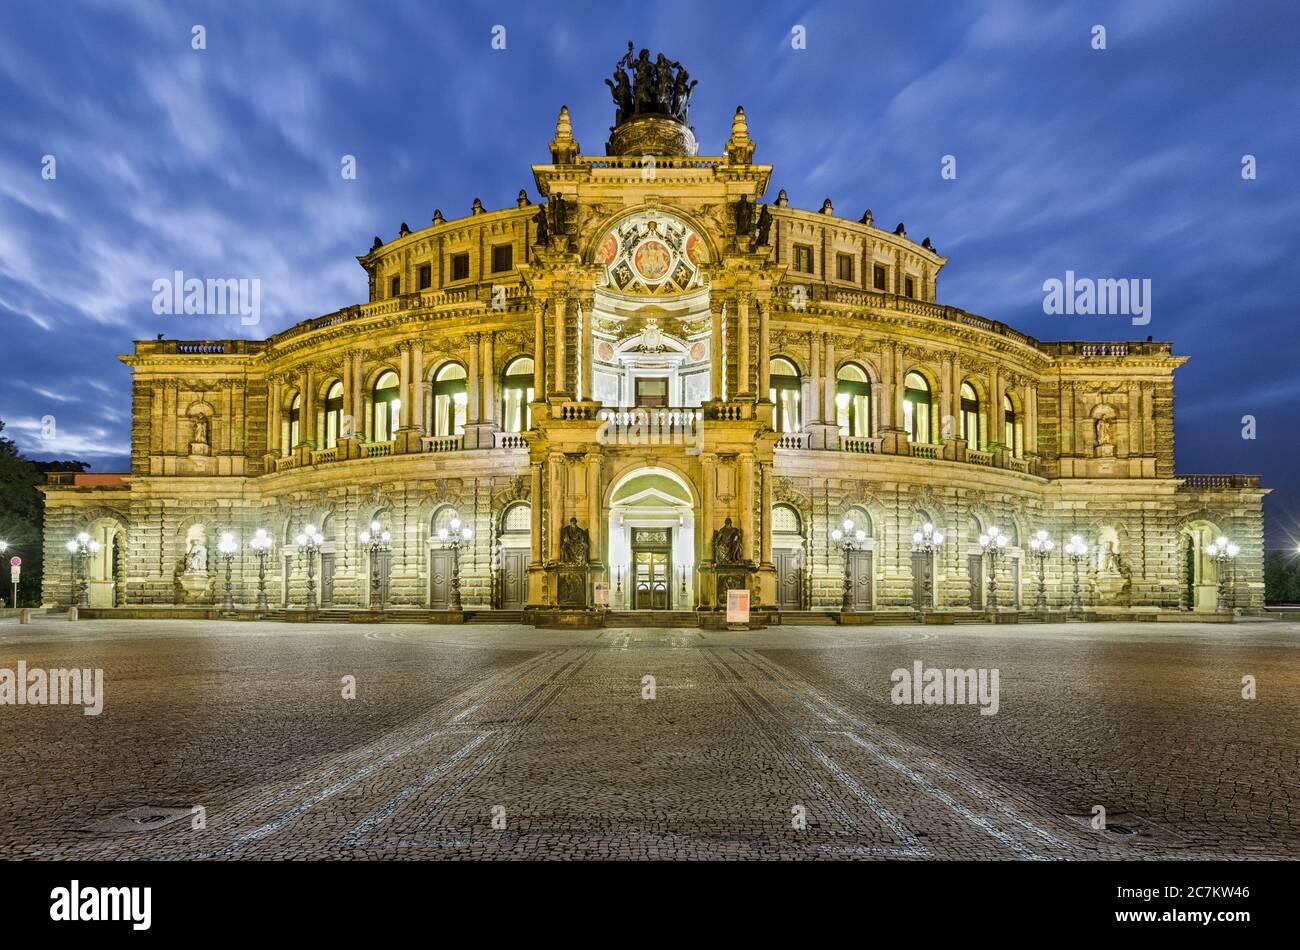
[605,41,696,126]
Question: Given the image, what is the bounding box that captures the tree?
[1263,550,1300,605]
[0,418,88,606]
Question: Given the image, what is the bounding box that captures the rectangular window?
[389,275,401,297]
[836,253,854,282]
[451,252,470,281]
[491,244,513,273]
[418,264,432,290]
[793,244,814,274]
[873,264,887,290]
[904,276,915,298]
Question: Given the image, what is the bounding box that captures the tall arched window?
[960,382,981,451]
[836,363,871,437]
[1004,394,1021,457]
[903,372,931,444]
[287,393,301,453]
[372,371,400,442]
[432,362,467,436]
[323,381,344,449]
[501,357,534,433]
[769,357,802,432]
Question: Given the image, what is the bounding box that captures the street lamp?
[1205,536,1240,614]
[65,531,101,609]
[436,517,474,610]
[359,520,392,611]
[249,528,273,611]
[217,532,238,612]
[1064,534,1089,613]
[830,518,867,612]
[978,526,1009,612]
[1028,530,1056,610]
[911,522,945,610]
[295,523,324,614]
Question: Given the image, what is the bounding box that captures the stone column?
[757,301,770,397]
[739,457,754,562]
[299,367,314,445]
[580,295,594,402]
[737,296,751,395]
[553,295,567,394]
[397,344,412,430]
[986,365,1000,449]
[534,300,547,399]
[586,453,601,566]
[351,352,364,435]
[710,305,723,400]
[529,461,543,567]
[759,461,773,567]
[268,379,281,455]
[467,332,481,425]
[410,342,424,433]
[808,331,821,423]
[548,454,564,562]
[482,332,496,425]
[822,335,836,424]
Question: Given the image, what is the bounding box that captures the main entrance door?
[501,549,528,609]
[631,527,671,609]
[775,551,802,609]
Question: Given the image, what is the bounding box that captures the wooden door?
[429,550,454,609]
[501,549,527,609]
[775,551,802,609]
[849,550,873,609]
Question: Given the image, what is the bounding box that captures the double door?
[633,550,670,610]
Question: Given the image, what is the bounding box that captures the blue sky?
[1,0,1297,544]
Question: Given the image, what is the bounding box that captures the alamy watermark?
[890,660,999,715]
[1042,271,1150,326]
[1,661,104,715]
[152,270,261,326]
[596,409,703,456]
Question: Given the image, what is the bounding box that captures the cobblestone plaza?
[2,618,1295,861]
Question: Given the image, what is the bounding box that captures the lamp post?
[1028,530,1055,611]
[217,532,238,612]
[437,517,474,610]
[249,528,273,611]
[910,521,945,611]
[1064,534,1089,613]
[359,520,392,611]
[1205,536,1240,614]
[295,523,324,614]
[65,532,101,609]
[830,518,867,612]
[978,526,1009,612]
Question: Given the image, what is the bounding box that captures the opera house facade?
[40,56,1267,623]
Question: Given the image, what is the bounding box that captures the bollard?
[19,608,30,624]
[67,606,78,622]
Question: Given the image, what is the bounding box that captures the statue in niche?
[713,517,745,564]
[533,203,550,245]
[184,537,207,573]
[734,195,754,237]
[192,414,209,446]
[559,517,591,565]
[1095,416,1112,447]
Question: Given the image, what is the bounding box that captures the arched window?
[1004,394,1021,457]
[433,506,461,537]
[372,371,400,442]
[960,382,981,451]
[769,357,801,432]
[772,504,802,535]
[287,393,301,454]
[323,381,344,449]
[903,372,931,444]
[836,363,871,438]
[502,502,531,534]
[432,362,467,436]
[501,357,535,433]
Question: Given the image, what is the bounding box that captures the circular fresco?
[596,233,619,266]
[633,240,672,281]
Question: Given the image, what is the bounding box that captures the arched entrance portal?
[607,468,695,610]
[84,516,127,607]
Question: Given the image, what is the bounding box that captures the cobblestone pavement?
[0,618,1296,860]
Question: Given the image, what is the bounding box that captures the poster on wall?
[594,581,609,606]
[726,588,750,624]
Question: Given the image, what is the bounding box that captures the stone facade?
[40,70,1267,618]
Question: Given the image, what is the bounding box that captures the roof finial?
[725,105,755,164]
[550,105,580,163]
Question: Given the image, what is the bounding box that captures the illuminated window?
[501,357,535,433]
[768,357,802,432]
[432,362,468,436]
[836,363,871,438]
[323,381,344,449]
[1004,394,1021,457]
[372,371,400,442]
[960,382,981,451]
[286,393,301,454]
[902,371,931,444]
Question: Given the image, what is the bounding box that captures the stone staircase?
[605,610,701,628]
[773,610,839,626]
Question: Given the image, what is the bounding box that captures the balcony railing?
[966,449,993,466]
[840,436,882,454]
[774,432,810,450]
[910,442,943,460]
[493,432,529,449]
[421,435,463,453]
[1178,474,1261,491]
[362,440,394,458]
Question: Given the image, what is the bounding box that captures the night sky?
[1,1,1296,545]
